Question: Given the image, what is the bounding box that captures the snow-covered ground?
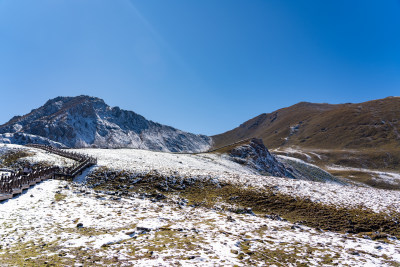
[0,179,398,266]
[3,145,400,214]
[72,148,257,177]
[0,144,75,168]
[0,144,22,155]
[273,146,314,161]
[72,148,400,214]
[1,145,400,265]
[327,165,400,185]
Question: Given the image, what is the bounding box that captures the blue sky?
[0,0,399,135]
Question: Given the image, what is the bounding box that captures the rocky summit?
[228,138,294,178]
[0,95,211,152]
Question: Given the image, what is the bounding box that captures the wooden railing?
[26,144,97,178]
[0,144,97,201]
[0,167,57,200]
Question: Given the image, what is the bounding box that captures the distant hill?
[0,95,211,152]
[212,97,400,188]
[212,97,400,150]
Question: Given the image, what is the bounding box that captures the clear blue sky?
[0,0,399,135]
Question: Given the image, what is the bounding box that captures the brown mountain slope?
[212,97,400,189]
[212,97,400,151]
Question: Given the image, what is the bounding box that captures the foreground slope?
[1,179,399,266]
[1,145,400,266]
[0,95,211,152]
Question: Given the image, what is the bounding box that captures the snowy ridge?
[0,95,212,152]
[0,133,66,148]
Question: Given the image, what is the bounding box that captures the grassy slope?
[212,97,400,153]
[212,97,400,187]
[273,147,400,189]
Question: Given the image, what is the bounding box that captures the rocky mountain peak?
[0,96,212,152]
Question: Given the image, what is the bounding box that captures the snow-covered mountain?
[0,132,66,148]
[0,95,212,152]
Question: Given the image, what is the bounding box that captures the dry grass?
[207,139,252,154]
[0,150,33,168]
[212,97,400,170]
[273,147,400,189]
[88,171,400,239]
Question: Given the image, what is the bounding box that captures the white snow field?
[74,148,400,214]
[0,144,75,168]
[0,179,399,266]
[0,145,399,266]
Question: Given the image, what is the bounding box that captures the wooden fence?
[0,144,97,201]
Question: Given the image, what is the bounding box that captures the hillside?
[0,95,211,152]
[212,97,400,151]
[212,97,400,188]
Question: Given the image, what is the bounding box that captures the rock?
[125,231,135,236]
[291,225,302,230]
[148,192,166,202]
[234,208,256,216]
[76,223,83,228]
[265,214,283,221]
[349,250,360,256]
[177,198,188,206]
[137,227,151,233]
[227,216,236,222]
[228,138,294,178]
[362,235,372,240]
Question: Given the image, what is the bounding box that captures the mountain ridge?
[212,96,400,151]
[0,95,212,152]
